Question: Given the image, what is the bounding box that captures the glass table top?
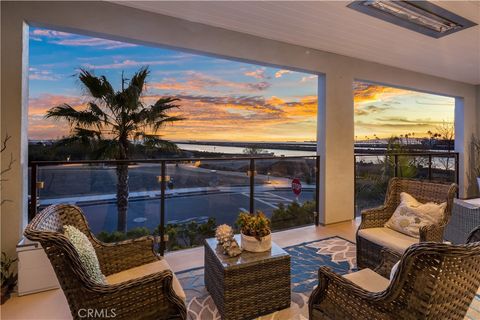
[205,234,290,269]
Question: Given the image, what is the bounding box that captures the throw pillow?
[63,225,106,284]
[384,192,446,238]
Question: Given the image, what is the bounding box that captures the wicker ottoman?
[204,236,291,320]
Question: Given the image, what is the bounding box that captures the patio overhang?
[1,0,479,259]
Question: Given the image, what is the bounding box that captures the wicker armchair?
[24,204,186,320]
[308,239,480,320]
[466,225,480,243]
[356,177,457,270]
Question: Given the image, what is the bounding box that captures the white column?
[455,94,480,198]
[1,13,30,256]
[317,73,355,224]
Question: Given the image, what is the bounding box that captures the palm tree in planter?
[46,67,183,232]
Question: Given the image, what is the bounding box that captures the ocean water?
[176,143,316,157]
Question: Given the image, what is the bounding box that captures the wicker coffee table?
[204,235,291,320]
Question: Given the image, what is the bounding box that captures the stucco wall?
[1,1,478,255]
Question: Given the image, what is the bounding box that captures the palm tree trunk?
[116,164,129,232]
[116,135,130,233]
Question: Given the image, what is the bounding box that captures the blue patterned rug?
[176,236,480,320]
[176,236,356,319]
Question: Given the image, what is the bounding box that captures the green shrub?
[96,218,217,252]
[156,217,217,251]
[96,227,151,243]
[271,201,315,230]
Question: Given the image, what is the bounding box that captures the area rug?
[176,236,356,320]
[176,237,480,320]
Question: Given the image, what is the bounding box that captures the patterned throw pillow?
[384,192,446,238]
[63,225,106,284]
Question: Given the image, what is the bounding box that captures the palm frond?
[134,97,182,126]
[45,104,104,128]
[140,133,179,152]
[128,67,149,94]
[87,102,106,118]
[122,67,149,111]
[53,127,101,147]
[152,116,185,132]
[79,69,115,100]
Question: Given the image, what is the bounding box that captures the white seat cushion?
[106,259,186,302]
[343,268,390,292]
[358,227,418,254]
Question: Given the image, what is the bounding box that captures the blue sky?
[28,27,318,141]
[28,26,454,142]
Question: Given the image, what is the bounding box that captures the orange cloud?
[353,82,406,104]
[244,68,268,80]
[29,94,85,116]
[301,75,316,82]
[28,94,87,139]
[275,70,291,78]
[147,71,271,94]
[28,91,318,142]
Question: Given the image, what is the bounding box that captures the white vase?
[240,232,272,252]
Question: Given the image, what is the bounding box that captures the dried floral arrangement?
[215,224,242,257]
[215,224,234,244]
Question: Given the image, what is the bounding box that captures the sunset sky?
[353,82,454,140]
[28,27,454,142]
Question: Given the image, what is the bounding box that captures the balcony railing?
[29,155,320,255]
[354,151,459,217]
[28,151,459,254]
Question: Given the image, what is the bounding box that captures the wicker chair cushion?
[63,225,106,284]
[106,259,186,302]
[385,192,446,238]
[343,268,390,292]
[357,227,418,254]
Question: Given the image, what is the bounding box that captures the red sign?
[291,178,302,196]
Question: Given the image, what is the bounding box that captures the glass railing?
[29,151,459,252]
[29,155,320,254]
[254,157,318,231]
[354,152,459,217]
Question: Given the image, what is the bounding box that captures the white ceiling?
[115,1,480,84]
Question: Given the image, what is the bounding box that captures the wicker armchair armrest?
[94,236,159,275]
[309,266,388,318]
[419,223,445,242]
[359,206,394,229]
[374,248,401,279]
[88,270,186,319]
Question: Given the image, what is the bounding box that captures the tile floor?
[1,219,358,320]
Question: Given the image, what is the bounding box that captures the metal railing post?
[353,155,357,219]
[160,161,166,256]
[394,154,399,177]
[249,159,255,214]
[455,153,459,196]
[315,156,320,226]
[428,154,432,180]
[29,164,38,222]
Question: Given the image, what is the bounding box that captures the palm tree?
[46,66,183,232]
